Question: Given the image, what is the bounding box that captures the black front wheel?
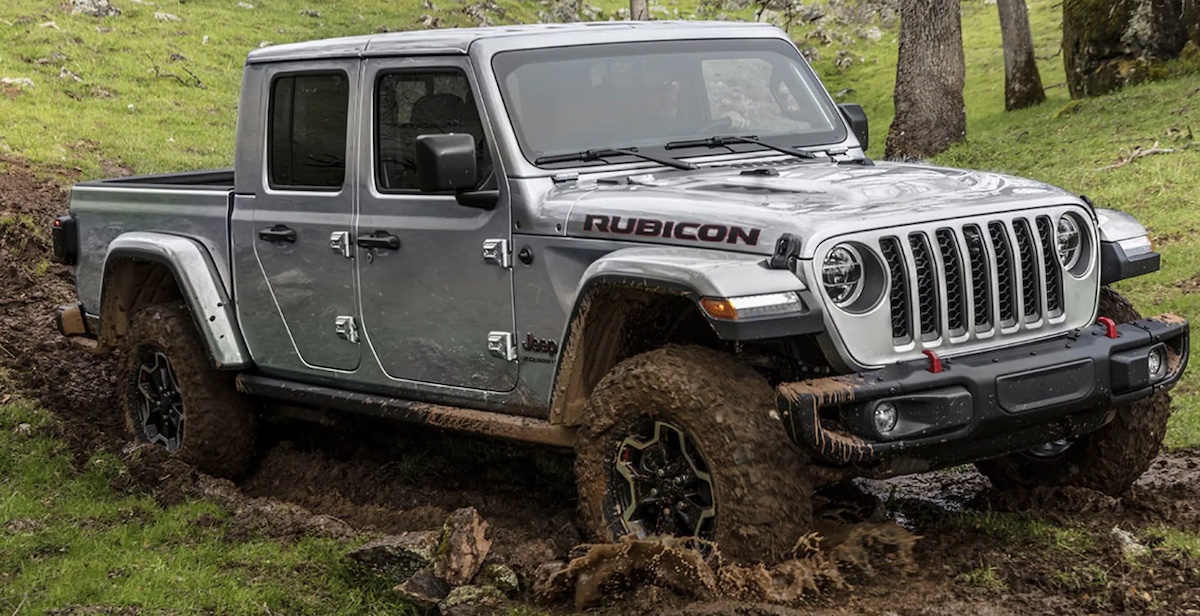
[975,288,1172,496]
[119,303,256,479]
[575,345,813,564]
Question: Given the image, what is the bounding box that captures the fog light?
[1148,345,1168,382]
[873,401,898,435]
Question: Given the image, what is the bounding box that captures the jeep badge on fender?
[522,333,558,356]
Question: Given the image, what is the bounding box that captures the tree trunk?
[885,0,967,161]
[630,0,649,20]
[1064,0,1192,98]
[997,0,1046,110]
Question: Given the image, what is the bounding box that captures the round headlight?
[823,244,864,306]
[1057,215,1083,270]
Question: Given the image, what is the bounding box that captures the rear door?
[242,61,361,372]
[355,56,517,391]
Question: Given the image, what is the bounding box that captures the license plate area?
[995,359,1095,414]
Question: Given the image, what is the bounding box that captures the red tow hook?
[923,349,944,373]
[1097,316,1119,339]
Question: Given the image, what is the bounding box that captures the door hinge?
[482,239,511,269]
[334,315,359,344]
[329,231,353,259]
[487,331,516,361]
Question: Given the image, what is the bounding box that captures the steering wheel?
[696,116,733,136]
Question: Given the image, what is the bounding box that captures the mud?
[0,158,122,459]
[4,161,1200,615]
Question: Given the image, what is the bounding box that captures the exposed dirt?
[3,161,1200,615]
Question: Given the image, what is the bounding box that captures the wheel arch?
[547,246,823,426]
[100,232,251,370]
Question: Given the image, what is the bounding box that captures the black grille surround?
[821,207,1099,368]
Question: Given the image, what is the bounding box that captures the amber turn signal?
[700,298,737,320]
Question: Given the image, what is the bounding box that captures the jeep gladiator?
[52,22,1189,562]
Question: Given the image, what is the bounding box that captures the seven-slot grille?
[882,216,1066,344]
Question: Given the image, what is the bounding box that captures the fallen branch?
[0,337,15,359]
[145,52,204,89]
[1096,140,1196,171]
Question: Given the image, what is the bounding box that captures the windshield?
[492,38,847,166]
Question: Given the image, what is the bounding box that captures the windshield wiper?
[534,147,698,171]
[664,135,818,160]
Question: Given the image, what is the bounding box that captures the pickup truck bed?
[71,169,236,316]
[75,169,235,190]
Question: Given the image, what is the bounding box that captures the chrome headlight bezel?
[1057,212,1092,278]
[820,242,887,314]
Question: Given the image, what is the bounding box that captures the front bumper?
[776,314,1189,474]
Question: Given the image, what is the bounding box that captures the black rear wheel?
[119,303,256,479]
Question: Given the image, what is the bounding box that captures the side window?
[268,72,349,190]
[375,70,489,192]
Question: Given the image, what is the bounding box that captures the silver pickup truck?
[52,22,1188,562]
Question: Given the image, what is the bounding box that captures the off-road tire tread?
[574,345,813,564]
[119,302,256,479]
[975,287,1172,496]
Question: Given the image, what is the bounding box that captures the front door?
[247,61,360,372]
[356,57,517,391]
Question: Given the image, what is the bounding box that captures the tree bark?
[997,0,1046,110]
[630,0,649,20]
[1064,0,1193,98]
[885,0,967,161]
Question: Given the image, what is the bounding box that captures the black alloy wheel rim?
[135,351,185,451]
[612,420,716,539]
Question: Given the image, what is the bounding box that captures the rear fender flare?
[101,232,251,369]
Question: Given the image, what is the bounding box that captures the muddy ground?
[3,160,1199,615]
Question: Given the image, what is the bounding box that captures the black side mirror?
[838,103,869,151]
[415,133,478,193]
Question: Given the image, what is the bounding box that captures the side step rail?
[235,374,576,449]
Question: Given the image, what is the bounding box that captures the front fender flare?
[102,232,251,369]
[574,246,825,341]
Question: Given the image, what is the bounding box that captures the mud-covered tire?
[118,302,256,479]
[575,345,813,564]
[975,287,1172,496]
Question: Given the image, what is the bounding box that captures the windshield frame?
[490,37,849,172]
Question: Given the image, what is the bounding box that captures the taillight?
[51,215,78,265]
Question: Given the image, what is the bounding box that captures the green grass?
[956,564,1008,593]
[0,400,408,615]
[938,511,1094,555]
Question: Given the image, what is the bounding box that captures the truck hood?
[559,160,1084,259]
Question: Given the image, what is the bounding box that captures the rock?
[432,507,492,586]
[153,12,180,22]
[475,562,519,595]
[393,567,449,611]
[531,560,567,597]
[1112,526,1150,559]
[237,2,254,8]
[71,0,121,18]
[347,530,441,583]
[0,78,35,90]
[14,423,32,435]
[437,585,503,616]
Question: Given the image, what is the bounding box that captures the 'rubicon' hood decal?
[558,160,1082,258]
